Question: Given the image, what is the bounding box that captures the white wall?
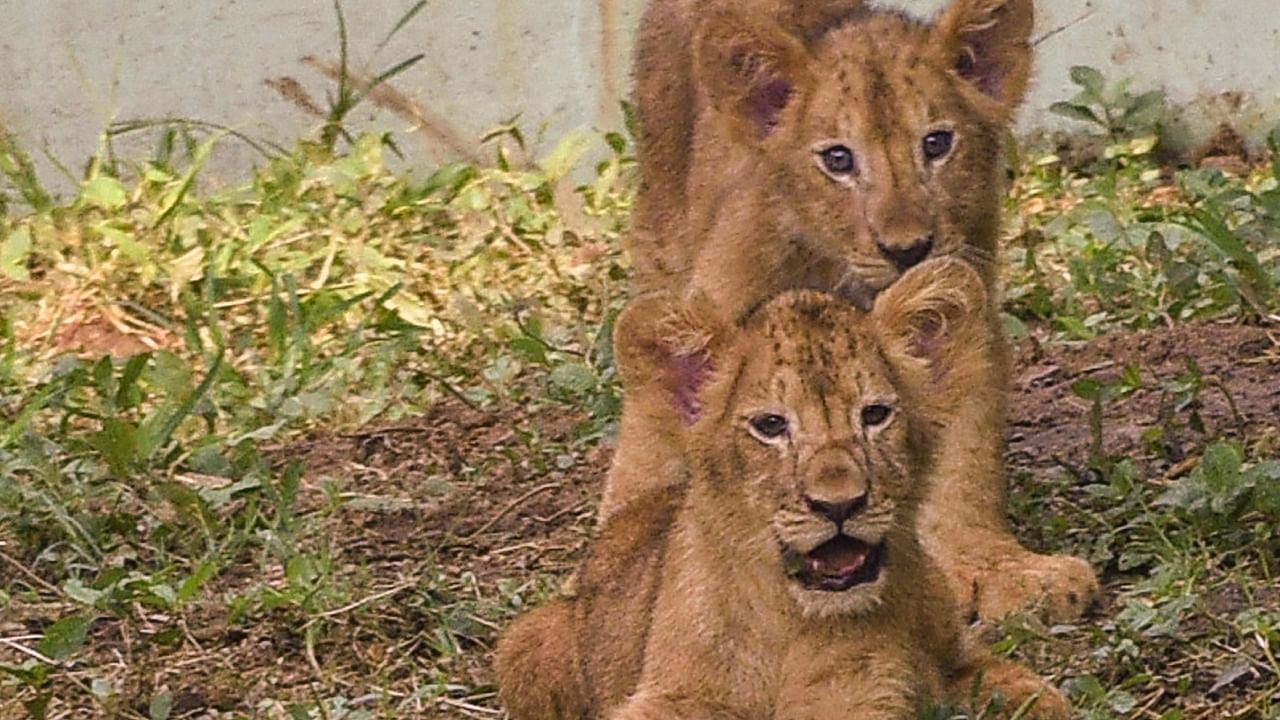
[1,1,1276,190]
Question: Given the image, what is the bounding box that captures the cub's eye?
[818,145,857,176]
[860,403,893,428]
[748,413,790,441]
[922,130,954,161]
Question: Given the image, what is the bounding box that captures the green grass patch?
[1,68,1279,717]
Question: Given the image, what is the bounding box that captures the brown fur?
[629,0,868,281]
[497,259,1069,720]
[610,0,1099,623]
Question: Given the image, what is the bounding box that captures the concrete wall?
[1,1,1277,190]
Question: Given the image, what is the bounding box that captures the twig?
[0,636,59,665]
[437,697,502,717]
[533,500,588,525]
[1080,360,1118,375]
[1033,7,1099,47]
[425,371,481,412]
[340,425,427,439]
[310,583,412,622]
[0,548,62,595]
[458,482,560,541]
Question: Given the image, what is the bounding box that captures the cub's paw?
[970,661,1071,720]
[986,682,1070,720]
[975,550,1099,625]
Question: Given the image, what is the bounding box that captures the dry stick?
[0,638,149,720]
[425,371,482,412]
[0,636,58,665]
[457,482,560,541]
[438,697,502,717]
[533,500,588,525]
[1032,7,1099,47]
[0,549,62,595]
[310,583,413,623]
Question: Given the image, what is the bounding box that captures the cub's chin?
[783,535,888,619]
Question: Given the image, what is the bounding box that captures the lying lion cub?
[496,258,1068,720]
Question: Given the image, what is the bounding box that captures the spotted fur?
[496,259,1070,720]
[610,0,1100,624]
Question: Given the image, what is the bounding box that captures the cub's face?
[615,258,989,619]
[695,0,1033,301]
[703,295,929,617]
[782,19,1004,298]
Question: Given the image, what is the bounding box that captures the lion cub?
[608,0,1100,624]
[497,259,1068,720]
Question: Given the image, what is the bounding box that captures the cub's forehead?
[805,15,957,123]
[814,14,934,71]
[738,293,877,376]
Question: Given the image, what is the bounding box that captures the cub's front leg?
[946,650,1070,720]
[609,691,748,720]
[494,601,586,720]
[774,648,924,720]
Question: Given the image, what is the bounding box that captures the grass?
[1,73,1279,718]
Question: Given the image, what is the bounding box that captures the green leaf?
[177,559,218,604]
[91,418,141,478]
[1001,312,1029,341]
[63,578,105,607]
[1063,674,1108,701]
[1069,65,1106,97]
[1154,476,1208,513]
[79,175,128,211]
[149,690,173,720]
[538,129,595,182]
[1182,209,1274,294]
[149,583,178,608]
[90,677,114,697]
[38,615,93,660]
[23,695,51,720]
[1199,441,1244,496]
[0,227,32,281]
[94,223,151,265]
[286,555,321,588]
[1123,90,1167,127]
[549,363,597,396]
[154,132,222,226]
[509,337,548,365]
[421,162,476,198]
[1057,316,1096,340]
[1049,101,1102,127]
[1070,378,1104,401]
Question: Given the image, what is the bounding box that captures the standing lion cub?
[608,0,1100,623]
[497,259,1068,720]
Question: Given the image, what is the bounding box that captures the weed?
[2,57,1278,720]
[1050,66,1167,145]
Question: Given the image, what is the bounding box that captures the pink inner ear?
[671,351,712,426]
[908,313,950,383]
[748,76,793,138]
[958,37,1007,98]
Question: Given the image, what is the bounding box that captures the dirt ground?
[343,320,1273,716]
[301,319,1278,718]
[20,320,1275,718]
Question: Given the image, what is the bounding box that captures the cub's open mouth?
[787,536,886,592]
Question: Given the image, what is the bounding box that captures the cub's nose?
[876,234,934,270]
[805,494,868,526]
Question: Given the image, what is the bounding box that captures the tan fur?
[610,0,1099,623]
[497,259,1068,720]
[628,0,868,281]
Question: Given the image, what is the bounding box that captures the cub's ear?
[694,8,814,143]
[933,0,1035,117]
[614,293,726,426]
[870,257,990,404]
